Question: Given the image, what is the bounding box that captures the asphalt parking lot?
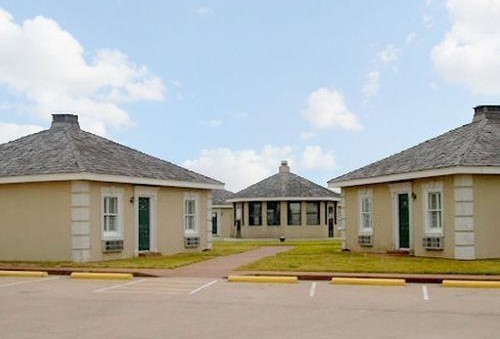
[1,276,499,339]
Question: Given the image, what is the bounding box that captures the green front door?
[212,212,218,235]
[398,194,410,249]
[138,197,150,251]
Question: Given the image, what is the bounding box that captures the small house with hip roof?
[328,105,500,260]
[228,161,340,239]
[0,114,223,262]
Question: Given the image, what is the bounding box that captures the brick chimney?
[279,160,290,173]
[473,105,500,122]
[51,114,80,130]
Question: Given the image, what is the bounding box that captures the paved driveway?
[1,276,499,339]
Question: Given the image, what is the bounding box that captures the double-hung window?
[266,201,280,226]
[102,190,122,239]
[306,202,320,225]
[287,202,301,226]
[184,198,198,234]
[359,195,373,234]
[248,202,262,226]
[426,191,443,234]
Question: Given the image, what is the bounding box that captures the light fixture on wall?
[130,197,135,203]
[411,192,417,200]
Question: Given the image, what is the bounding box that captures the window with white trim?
[359,195,373,233]
[425,191,443,234]
[184,198,198,234]
[102,192,122,239]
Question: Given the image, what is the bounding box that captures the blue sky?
[0,0,498,191]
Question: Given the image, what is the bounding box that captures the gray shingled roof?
[329,107,500,185]
[0,115,223,187]
[230,165,339,201]
[212,189,235,206]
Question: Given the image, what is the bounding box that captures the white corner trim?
[453,175,475,260]
[0,172,224,190]
[328,166,500,188]
[71,181,90,262]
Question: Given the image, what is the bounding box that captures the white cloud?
[183,145,336,191]
[0,8,165,135]
[300,88,363,131]
[377,45,399,64]
[362,71,380,97]
[201,119,223,127]
[432,0,500,96]
[422,14,433,28]
[0,122,43,144]
[183,145,293,191]
[406,33,417,45]
[196,7,214,15]
[301,146,336,171]
[168,80,183,88]
[299,132,316,140]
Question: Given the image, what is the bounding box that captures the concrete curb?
[228,275,298,284]
[0,270,48,278]
[331,277,406,286]
[442,280,500,288]
[70,272,133,280]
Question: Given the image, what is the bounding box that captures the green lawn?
[0,241,268,270]
[239,240,500,275]
[2,239,500,275]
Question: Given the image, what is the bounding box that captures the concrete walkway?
[157,246,292,278]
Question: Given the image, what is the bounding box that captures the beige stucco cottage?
[329,105,500,260]
[0,114,223,262]
[228,161,340,239]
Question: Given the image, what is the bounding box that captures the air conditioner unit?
[358,235,373,247]
[102,240,124,253]
[184,236,200,248]
[422,236,443,250]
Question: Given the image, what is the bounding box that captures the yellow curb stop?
[0,270,49,278]
[331,277,406,286]
[442,280,500,289]
[228,275,298,284]
[70,272,133,280]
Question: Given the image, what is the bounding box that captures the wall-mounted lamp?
[411,192,417,200]
[129,197,135,204]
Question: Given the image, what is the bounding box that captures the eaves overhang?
[0,172,225,190]
[328,166,500,188]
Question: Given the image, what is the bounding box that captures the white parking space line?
[422,285,430,300]
[0,276,59,288]
[190,280,218,295]
[309,282,317,298]
[95,278,218,295]
[94,279,146,293]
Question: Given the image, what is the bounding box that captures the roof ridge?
[457,120,487,166]
[64,129,86,172]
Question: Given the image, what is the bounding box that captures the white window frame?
[183,192,199,235]
[358,189,373,235]
[101,188,123,240]
[423,184,444,235]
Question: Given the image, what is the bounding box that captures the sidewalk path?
[158,246,292,278]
